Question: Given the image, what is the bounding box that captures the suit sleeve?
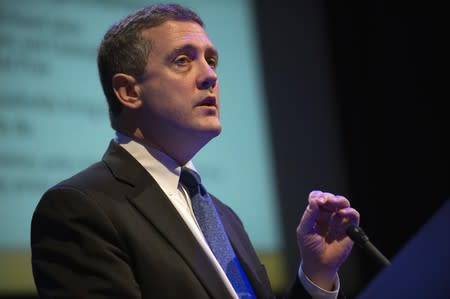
[31,186,141,299]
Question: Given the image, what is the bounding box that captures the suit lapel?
[216,200,273,299]
[102,141,232,299]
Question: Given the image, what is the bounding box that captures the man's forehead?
[143,20,215,49]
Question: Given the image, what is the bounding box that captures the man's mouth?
[197,96,217,107]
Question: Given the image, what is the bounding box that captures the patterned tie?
[180,167,256,299]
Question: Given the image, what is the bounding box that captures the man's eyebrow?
[167,44,219,61]
[206,47,219,59]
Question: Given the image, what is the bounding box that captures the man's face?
[136,20,221,149]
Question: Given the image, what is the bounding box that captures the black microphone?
[346,224,391,267]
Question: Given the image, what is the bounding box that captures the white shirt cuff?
[298,262,340,299]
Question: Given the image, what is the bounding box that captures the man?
[31,3,360,299]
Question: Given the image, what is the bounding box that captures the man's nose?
[197,62,217,90]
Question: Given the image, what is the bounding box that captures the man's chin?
[205,125,222,139]
[197,124,222,140]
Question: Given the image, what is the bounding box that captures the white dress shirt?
[114,132,338,299]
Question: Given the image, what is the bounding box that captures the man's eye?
[207,57,218,69]
[174,56,190,66]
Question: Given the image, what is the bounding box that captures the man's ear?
[112,73,142,109]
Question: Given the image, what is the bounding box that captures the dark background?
[255,0,449,297]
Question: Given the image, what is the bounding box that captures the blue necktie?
[180,167,256,299]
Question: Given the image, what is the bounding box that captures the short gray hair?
[97,3,203,127]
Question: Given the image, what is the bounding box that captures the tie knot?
[180,167,203,197]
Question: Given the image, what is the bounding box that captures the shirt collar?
[114,131,196,197]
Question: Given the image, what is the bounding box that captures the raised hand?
[296,190,360,290]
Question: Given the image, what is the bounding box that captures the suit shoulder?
[47,160,114,194]
[35,160,120,214]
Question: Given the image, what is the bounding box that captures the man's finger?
[297,191,323,233]
[318,194,350,212]
[337,207,360,227]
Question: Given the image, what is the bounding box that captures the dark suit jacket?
[31,141,316,298]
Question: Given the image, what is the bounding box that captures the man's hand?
[297,190,360,290]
